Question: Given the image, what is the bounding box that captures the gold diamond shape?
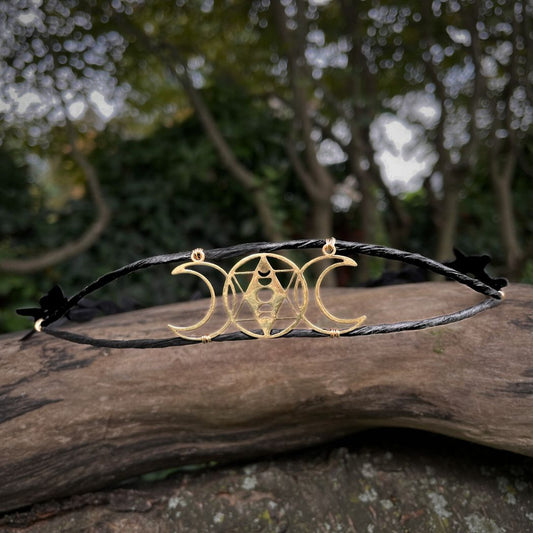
[242,256,290,335]
[223,253,308,338]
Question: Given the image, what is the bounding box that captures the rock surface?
[2,429,532,532]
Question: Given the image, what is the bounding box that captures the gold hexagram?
[167,238,366,340]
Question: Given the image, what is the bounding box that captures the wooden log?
[0,282,531,513]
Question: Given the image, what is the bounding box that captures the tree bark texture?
[272,0,336,247]
[176,70,284,243]
[0,282,531,513]
[434,180,461,263]
[491,150,524,279]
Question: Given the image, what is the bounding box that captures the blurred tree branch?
[174,63,285,242]
[0,0,530,288]
[0,122,111,274]
[465,0,526,277]
[271,0,336,240]
[112,12,284,243]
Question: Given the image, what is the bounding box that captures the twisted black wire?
[40,297,501,349]
[27,239,504,348]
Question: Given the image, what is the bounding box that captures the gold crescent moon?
[167,261,232,341]
[300,254,366,335]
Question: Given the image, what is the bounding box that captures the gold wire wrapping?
[167,238,367,341]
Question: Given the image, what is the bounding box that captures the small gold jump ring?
[191,248,205,262]
[322,237,336,256]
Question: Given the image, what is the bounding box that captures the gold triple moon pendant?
[168,238,366,341]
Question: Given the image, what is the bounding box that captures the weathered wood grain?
[0,282,531,513]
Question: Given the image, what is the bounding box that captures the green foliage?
[402,150,533,276]
[1,0,532,334]
[1,84,306,332]
[401,188,434,255]
[0,148,34,236]
[92,83,298,250]
[140,461,217,482]
[456,153,533,272]
[0,149,46,332]
[521,260,533,284]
